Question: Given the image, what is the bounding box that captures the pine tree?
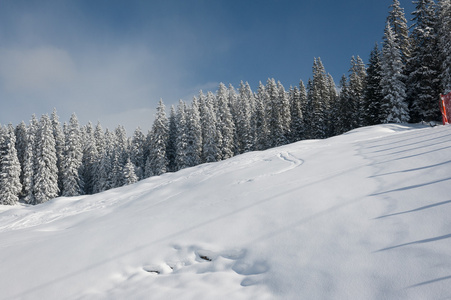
[254,82,269,150]
[236,81,254,152]
[93,129,115,193]
[123,158,138,186]
[438,0,451,93]
[265,78,284,147]
[326,74,338,137]
[62,113,84,196]
[34,115,59,204]
[130,127,145,179]
[166,106,177,171]
[364,44,384,125]
[407,0,441,122]
[336,75,354,134]
[348,56,367,127]
[381,22,410,123]
[387,0,411,65]
[278,81,292,143]
[14,121,27,193]
[51,109,65,195]
[308,58,330,139]
[146,99,169,176]
[185,97,202,167]
[22,115,38,204]
[94,122,106,156]
[199,92,221,163]
[0,124,22,205]
[289,85,304,142]
[80,122,99,194]
[215,83,235,159]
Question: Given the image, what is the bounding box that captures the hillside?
[1,123,450,299]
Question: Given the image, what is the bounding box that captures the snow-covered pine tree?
[364,44,384,125]
[174,100,189,171]
[308,58,330,139]
[166,105,177,171]
[22,115,38,204]
[93,129,116,193]
[199,91,221,163]
[215,83,235,160]
[62,113,84,196]
[325,74,338,137]
[146,99,169,176]
[123,158,138,186]
[51,109,65,195]
[278,81,291,144]
[289,85,304,142]
[381,22,410,123]
[407,0,441,122]
[34,115,59,204]
[94,122,106,156]
[438,0,451,93]
[336,75,354,135]
[236,81,254,153]
[348,56,367,128]
[387,0,411,65]
[185,97,202,167]
[265,78,284,147]
[130,127,145,179]
[80,122,99,194]
[14,121,27,193]
[0,124,22,205]
[254,82,269,150]
[228,84,240,155]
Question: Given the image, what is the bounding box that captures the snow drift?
[1,124,451,299]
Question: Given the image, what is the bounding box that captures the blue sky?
[0,0,416,132]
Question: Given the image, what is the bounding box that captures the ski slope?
[1,124,451,299]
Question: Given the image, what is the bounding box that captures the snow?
[1,123,451,299]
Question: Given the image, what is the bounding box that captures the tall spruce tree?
[62,113,84,196]
[364,44,384,125]
[166,106,178,171]
[80,122,98,194]
[0,125,22,205]
[289,85,304,142]
[236,81,254,153]
[381,22,410,123]
[387,0,411,65]
[348,56,367,127]
[336,75,354,134]
[130,127,145,179]
[254,82,269,150]
[174,100,189,171]
[438,0,451,93]
[185,97,202,167]
[146,99,169,176]
[14,121,27,193]
[22,115,38,204]
[407,0,441,122]
[34,115,59,204]
[200,92,221,163]
[216,83,235,160]
[51,109,65,195]
[308,58,330,139]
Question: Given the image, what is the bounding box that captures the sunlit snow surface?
[1,124,451,299]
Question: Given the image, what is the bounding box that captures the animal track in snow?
[141,245,268,287]
[236,151,304,184]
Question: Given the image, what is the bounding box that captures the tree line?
[1,0,450,205]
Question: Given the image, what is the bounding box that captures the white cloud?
[0,46,76,93]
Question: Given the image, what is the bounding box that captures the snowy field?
[1,123,451,300]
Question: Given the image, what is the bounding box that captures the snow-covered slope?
[1,124,451,300]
